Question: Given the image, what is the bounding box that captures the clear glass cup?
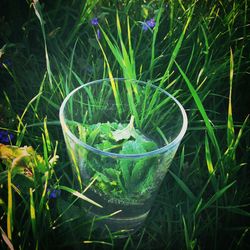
[59,78,188,234]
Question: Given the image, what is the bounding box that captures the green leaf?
[135,166,155,195]
[78,119,158,198]
[96,140,114,151]
[98,122,114,139]
[136,136,158,152]
[131,159,147,184]
[119,158,132,190]
[87,125,100,145]
[103,168,120,180]
[78,123,87,143]
[95,172,110,183]
[119,138,153,192]
[120,138,147,155]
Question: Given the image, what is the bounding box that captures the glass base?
[87,209,149,237]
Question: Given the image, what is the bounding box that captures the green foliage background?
[0,0,249,249]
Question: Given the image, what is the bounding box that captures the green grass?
[0,0,250,249]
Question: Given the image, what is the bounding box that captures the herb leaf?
[75,118,159,200]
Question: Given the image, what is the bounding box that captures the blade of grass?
[194,198,203,216]
[205,134,217,191]
[93,209,122,222]
[17,92,43,133]
[235,228,249,250]
[185,44,195,73]
[43,117,52,154]
[178,0,186,12]
[178,146,185,175]
[29,188,37,246]
[66,39,79,93]
[38,171,49,217]
[160,4,194,87]
[123,235,132,250]
[136,227,146,249]
[149,3,164,79]
[227,48,235,148]
[34,72,47,120]
[0,226,14,250]
[95,31,122,117]
[116,13,140,124]
[182,215,193,250]
[175,61,221,159]
[145,5,194,122]
[32,0,53,89]
[169,170,196,201]
[127,16,136,78]
[200,22,209,68]
[40,95,61,110]
[232,115,249,152]
[15,124,27,147]
[83,240,113,246]
[65,0,98,47]
[42,133,49,167]
[58,185,103,208]
[116,12,135,79]
[99,15,141,125]
[72,70,97,107]
[66,146,83,189]
[198,181,236,213]
[7,170,13,240]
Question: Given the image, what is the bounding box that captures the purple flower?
[47,188,61,199]
[91,17,99,26]
[147,18,156,28]
[142,18,156,31]
[0,130,14,144]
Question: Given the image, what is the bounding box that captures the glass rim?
[59,78,188,159]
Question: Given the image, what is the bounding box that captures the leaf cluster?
[76,117,158,200]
